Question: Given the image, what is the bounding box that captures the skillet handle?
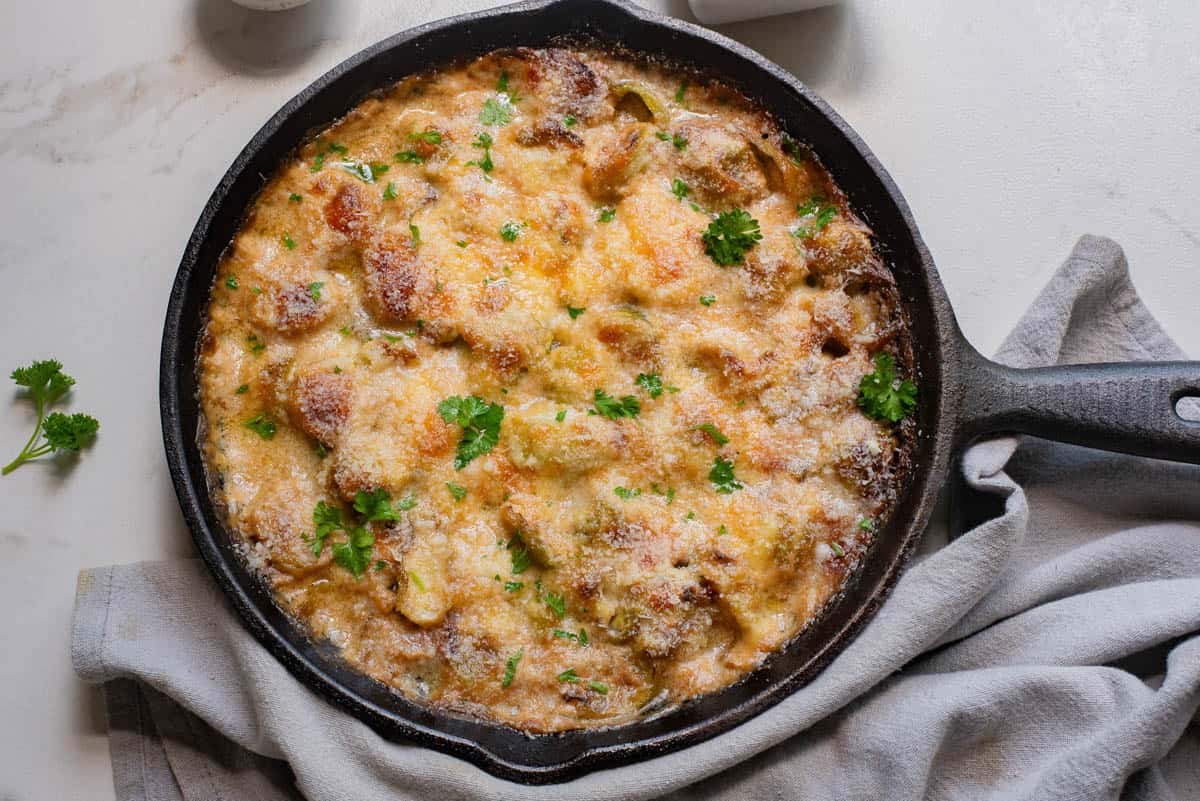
[956,344,1200,463]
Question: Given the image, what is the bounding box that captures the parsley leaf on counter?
[437,395,505,470]
[709,455,743,493]
[501,649,523,688]
[242,414,276,440]
[591,389,640,420]
[702,210,761,266]
[696,423,729,446]
[857,354,917,423]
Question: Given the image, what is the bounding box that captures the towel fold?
[73,235,1200,800]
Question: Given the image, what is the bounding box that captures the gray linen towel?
[72,235,1200,801]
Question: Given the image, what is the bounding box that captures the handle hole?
[1175,395,1200,423]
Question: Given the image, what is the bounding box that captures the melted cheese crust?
[198,48,910,731]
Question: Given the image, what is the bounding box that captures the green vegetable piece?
[857,354,918,423]
[702,210,762,266]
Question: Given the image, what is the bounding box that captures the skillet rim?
[160,0,962,783]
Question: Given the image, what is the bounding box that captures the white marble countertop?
[0,1,1196,797]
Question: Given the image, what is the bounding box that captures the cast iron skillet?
[160,0,1200,784]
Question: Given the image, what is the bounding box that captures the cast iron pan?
[159,0,1200,783]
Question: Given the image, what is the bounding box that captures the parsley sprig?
[709,456,743,494]
[3,360,99,475]
[308,489,415,578]
[438,395,505,470]
[702,210,762,266]
[590,389,640,420]
[857,354,917,422]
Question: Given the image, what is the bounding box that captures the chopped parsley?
[288,192,302,202]
[242,413,276,440]
[564,114,577,127]
[407,571,427,592]
[480,96,513,126]
[225,276,239,290]
[553,629,588,645]
[566,305,586,320]
[456,240,468,248]
[781,132,806,165]
[437,395,505,470]
[671,177,690,201]
[382,182,398,199]
[506,533,531,574]
[696,423,729,445]
[497,71,511,93]
[598,206,616,223]
[409,223,421,245]
[699,294,716,306]
[408,129,443,145]
[590,389,640,420]
[544,591,566,619]
[307,281,324,302]
[2,360,99,475]
[505,580,524,592]
[702,210,761,266]
[675,81,687,103]
[282,233,297,250]
[858,517,875,532]
[634,372,665,399]
[447,482,467,502]
[332,527,374,578]
[558,668,579,683]
[656,130,670,141]
[830,541,846,557]
[467,132,494,173]
[338,160,377,184]
[395,150,424,164]
[614,486,641,500]
[794,195,838,239]
[501,648,523,687]
[555,409,567,423]
[500,221,522,242]
[235,384,249,395]
[857,354,917,423]
[247,335,266,355]
[718,524,729,536]
[651,483,676,504]
[671,132,688,150]
[310,152,325,172]
[354,488,402,522]
[588,680,609,695]
[375,560,389,571]
[709,455,743,493]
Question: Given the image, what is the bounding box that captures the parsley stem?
[2,399,45,475]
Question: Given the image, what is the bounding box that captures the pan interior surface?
[161,0,955,782]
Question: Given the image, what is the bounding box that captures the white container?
[689,0,838,25]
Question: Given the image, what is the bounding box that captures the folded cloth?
[72,235,1200,801]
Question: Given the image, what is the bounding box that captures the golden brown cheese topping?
[198,47,913,731]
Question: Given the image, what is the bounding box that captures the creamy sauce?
[198,47,911,731]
